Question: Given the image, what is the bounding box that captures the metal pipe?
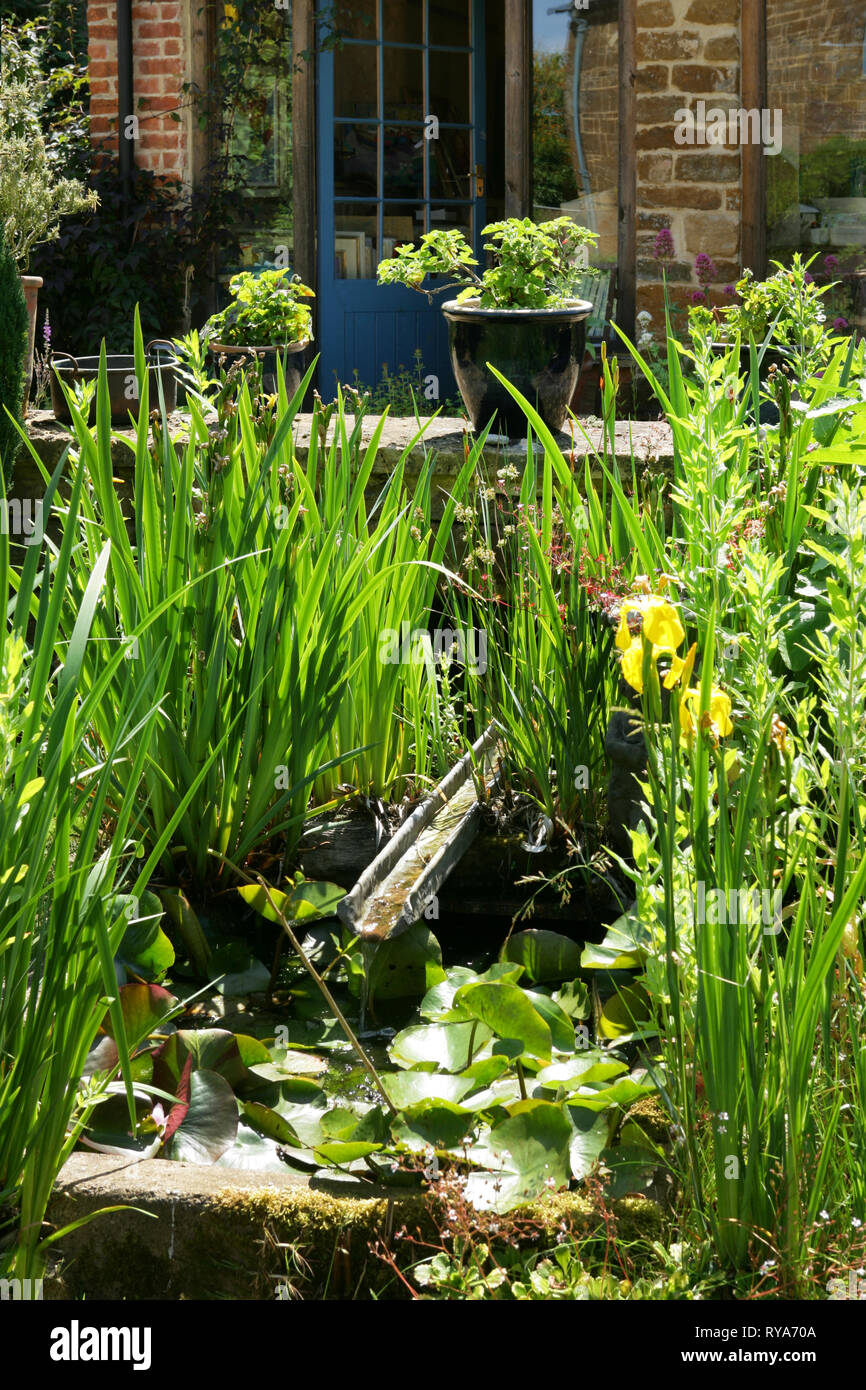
[117,0,134,202]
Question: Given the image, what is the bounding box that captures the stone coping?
[19,408,674,484]
[46,1150,663,1300]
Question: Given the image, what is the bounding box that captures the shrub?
[0,235,28,484]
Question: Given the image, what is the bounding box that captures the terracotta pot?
[441,299,592,435]
[20,275,43,416]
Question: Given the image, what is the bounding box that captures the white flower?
[637,310,653,326]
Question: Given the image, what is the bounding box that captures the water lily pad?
[214,1125,287,1173]
[115,891,175,981]
[535,1054,629,1091]
[166,1069,238,1164]
[500,930,583,983]
[523,990,576,1054]
[455,981,552,1062]
[580,913,651,971]
[238,880,346,925]
[598,984,654,1040]
[464,1100,572,1213]
[313,1140,382,1166]
[567,1105,611,1180]
[103,983,179,1053]
[365,923,445,1005]
[391,1099,473,1153]
[389,1020,493,1071]
[381,1069,474,1108]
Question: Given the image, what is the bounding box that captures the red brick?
[134,21,182,39]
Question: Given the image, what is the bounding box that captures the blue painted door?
[317,0,486,400]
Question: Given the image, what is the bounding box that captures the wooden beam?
[740,0,767,276]
[617,0,636,340]
[293,0,317,296]
[504,0,531,216]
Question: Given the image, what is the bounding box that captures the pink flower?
[689,289,707,305]
[824,254,839,274]
[694,253,717,287]
[652,227,675,265]
[723,284,736,298]
[832,316,849,332]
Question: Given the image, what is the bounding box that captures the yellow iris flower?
[616,596,686,695]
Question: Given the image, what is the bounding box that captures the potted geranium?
[0,25,98,410]
[377,217,596,434]
[202,268,315,397]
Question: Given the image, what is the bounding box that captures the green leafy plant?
[0,233,28,483]
[0,22,97,270]
[203,268,314,348]
[377,216,597,309]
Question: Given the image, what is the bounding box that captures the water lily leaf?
[598,984,654,1040]
[320,1107,360,1140]
[599,1145,660,1198]
[567,1105,611,1180]
[389,1020,493,1071]
[459,1055,512,1086]
[214,1125,287,1173]
[248,1047,327,1082]
[116,891,175,981]
[238,880,346,925]
[391,1099,473,1153]
[104,983,179,1053]
[535,1054,629,1091]
[365,923,445,1004]
[167,1069,238,1164]
[381,1070,474,1108]
[568,1075,657,1110]
[580,914,651,971]
[420,966,476,1020]
[313,1141,382,1166]
[460,1076,524,1112]
[464,1100,572,1213]
[455,981,552,1062]
[523,990,576,1054]
[500,930,583,983]
[153,1028,270,1097]
[552,978,591,1021]
[241,1100,300,1146]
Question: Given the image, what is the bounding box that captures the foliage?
[0,235,28,483]
[377,217,597,310]
[0,21,97,270]
[203,269,315,348]
[0,450,179,1281]
[532,52,580,210]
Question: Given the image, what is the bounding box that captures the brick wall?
[87,0,187,181]
[634,0,742,322]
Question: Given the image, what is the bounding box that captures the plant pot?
[709,340,792,426]
[50,342,178,426]
[208,339,310,400]
[441,298,593,435]
[20,275,43,416]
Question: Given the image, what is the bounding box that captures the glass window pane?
[334,124,378,197]
[382,0,423,45]
[430,203,472,243]
[383,125,425,199]
[531,1,619,268]
[766,0,866,339]
[430,127,472,199]
[333,2,376,42]
[429,50,470,125]
[381,203,427,261]
[430,0,470,48]
[335,44,378,119]
[383,47,424,121]
[335,204,378,280]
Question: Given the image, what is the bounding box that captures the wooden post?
[504,0,531,216]
[740,0,767,277]
[617,0,636,342]
[293,0,317,295]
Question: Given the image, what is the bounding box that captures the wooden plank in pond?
[337,724,501,943]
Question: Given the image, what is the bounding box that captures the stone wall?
[634,0,742,322]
